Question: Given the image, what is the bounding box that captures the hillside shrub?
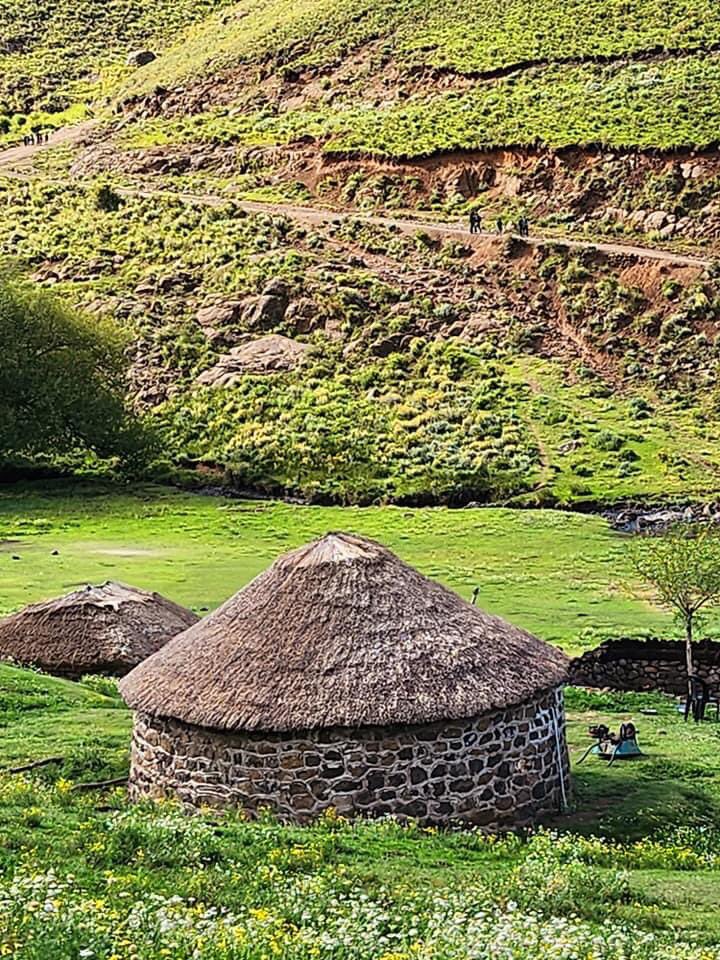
[0,276,150,469]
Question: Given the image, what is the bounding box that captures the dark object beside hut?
[120,533,570,828]
[0,581,198,678]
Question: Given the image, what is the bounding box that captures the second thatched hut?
[0,581,198,678]
[120,533,570,828]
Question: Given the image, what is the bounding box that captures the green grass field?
[0,482,699,654]
[2,487,720,956]
[2,664,720,956]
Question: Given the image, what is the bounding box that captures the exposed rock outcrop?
[245,279,290,329]
[70,143,237,178]
[195,300,247,344]
[197,334,309,386]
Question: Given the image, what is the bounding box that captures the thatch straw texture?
[120,534,568,732]
[0,581,198,678]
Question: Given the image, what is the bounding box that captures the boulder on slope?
[197,334,310,387]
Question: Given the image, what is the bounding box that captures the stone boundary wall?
[569,638,720,695]
[128,688,569,829]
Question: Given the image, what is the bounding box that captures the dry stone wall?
[570,638,720,695]
[128,688,569,829]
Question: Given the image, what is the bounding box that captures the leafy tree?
[629,524,720,678]
[0,276,146,467]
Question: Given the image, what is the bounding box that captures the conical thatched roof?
[120,533,568,732]
[0,581,198,678]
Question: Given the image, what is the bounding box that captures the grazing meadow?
[0,483,709,653]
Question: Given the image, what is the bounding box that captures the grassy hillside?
[0,0,232,125]
[112,0,720,156]
[3,1,720,504]
[125,54,720,157]
[0,663,129,766]
[4,0,720,155]
[2,175,720,506]
[124,0,720,90]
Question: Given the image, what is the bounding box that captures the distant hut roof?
[120,533,568,732]
[0,581,198,678]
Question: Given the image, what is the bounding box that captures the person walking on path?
[469,209,481,234]
[496,216,504,234]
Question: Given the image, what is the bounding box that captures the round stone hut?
[0,581,198,678]
[120,534,570,828]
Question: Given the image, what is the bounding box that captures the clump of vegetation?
[80,674,123,701]
[92,181,123,213]
[0,275,149,470]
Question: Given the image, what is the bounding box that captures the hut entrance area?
[130,687,567,828]
[121,533,570,829]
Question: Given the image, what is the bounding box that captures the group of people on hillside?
[468,210,530,238]
[22,130,50,147]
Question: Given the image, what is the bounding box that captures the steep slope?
[92,0,720,256]
[120,0,720,98]
[2,0,720,505]
[0,0,233,126]
[116,0,720,155]
[2,169,720,505]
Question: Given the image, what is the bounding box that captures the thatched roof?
[0,581,198,678]
[120,533,568,732]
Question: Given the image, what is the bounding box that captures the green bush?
[93,182,123,213]
[0,276,151,469]
[79,675,123,701]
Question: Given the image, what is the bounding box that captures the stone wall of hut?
[128,688,569,828]
[570,638,720,695]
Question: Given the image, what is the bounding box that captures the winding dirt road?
[241,200,711,268]
[0,124,712,269]
[126,188,711,268]
[0,122,96,173]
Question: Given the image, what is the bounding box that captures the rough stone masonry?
[569,637,720,695]
[128,688,570,828]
